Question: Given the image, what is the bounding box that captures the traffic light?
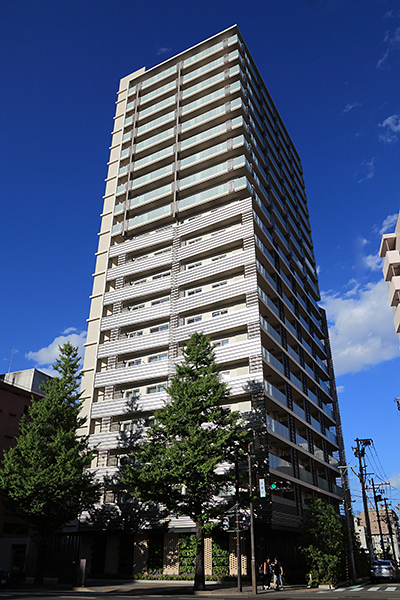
[270,481,290,491]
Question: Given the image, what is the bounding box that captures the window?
[152,271,170,280]
[187,315,202,324]
[187,262,202,270]
[151,297,170,305]
[124,389,140,398]
[187,288,202,296]
[127,358,142,367]
[154,248,171,255]
[128,330,143,338]
[129,304,145,311]
[212,310,228,318]
[220,371,231,379]
[146,384,166,394]
[188,237,202,245]
[214,340,229,348]
[212,254,226,262]
[150,324,169,333]
[212,281,227,288]
[148,352,168,363]
[132,279,146,285]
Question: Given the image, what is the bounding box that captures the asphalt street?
[2,582,400,600]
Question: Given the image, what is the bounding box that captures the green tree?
[121,332,247,590]
[0,343,100,584]
[300,498,344,585]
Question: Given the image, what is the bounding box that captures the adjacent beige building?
[79,25,348,577]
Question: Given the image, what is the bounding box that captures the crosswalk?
[316,584,400,593]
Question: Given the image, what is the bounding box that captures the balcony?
[269,452,294,477]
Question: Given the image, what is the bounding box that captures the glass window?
[212,310,228,317]
[187,288,202,296]
[187,316,202,324]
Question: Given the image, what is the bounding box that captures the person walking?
[272,557,283,590]
[261,556,271,590]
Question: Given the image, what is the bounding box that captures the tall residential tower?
[81,26,347,576]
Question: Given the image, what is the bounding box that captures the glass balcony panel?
[296,433,308,451]
[315,355,328,373]
[127,204,171,229]
[119,165,128,176]
[121,148,130,158]
[322,403,334,419]
[292,402,305,421]
[183,40,224,67]
[131,163,174,189]
[314,447,324,461]
[181,116,242,150]
[319,379,331,395]
[266,415,290,440]
[317,477,329,491]
[331,484,343,498]
[141,78,177,102]
[179,176,247,210]
[256,259,276,291]
[142,65,177,89]
[129,183,172,208]
[260,315,281,344]
[304,362,314,379]
[269,453,294,477]
[299,468,313,484]
[262,347,284,374]
[258,287,279,318]
[290,373,303,392]
[136,110,175,135]
[134,146,174,170]
[310,415,321,432]
[308,389,318,406]
[287,345,299,363]
[264,380,287,407]
[285,320,298,339]
[122,131,132,141]
[325,428,337,444]
[254,234,275,267]
[135,127,175,152]
[139,95,176,119]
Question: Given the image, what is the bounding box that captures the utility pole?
[371,480,385,559]
[384,498,397,565]
[235,451,242,593]
[338,466,357,585]
[353,438,374,561]
[248,443,257,594]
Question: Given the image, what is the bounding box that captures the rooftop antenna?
[8,346,15,374]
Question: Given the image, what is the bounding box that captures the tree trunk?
[34,538,49,585]
[193,520,205,591]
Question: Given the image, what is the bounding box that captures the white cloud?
[26,330,87,368]
[320,279,400,377]
[356,157,376,183]
[377,25,400,69]
[156,47,171,56]
[343,101,362,113]
[379,213,399,235]
[379,114,400,144]
[336,385,344,394]
[363,253,383,271]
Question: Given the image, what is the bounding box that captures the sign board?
[259,478,266,498]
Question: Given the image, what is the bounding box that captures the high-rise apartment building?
[380,212,400,345]
[81,26,347,576]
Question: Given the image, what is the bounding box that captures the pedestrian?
[272,556,283,590]
[261,556,271,590]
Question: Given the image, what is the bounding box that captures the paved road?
[3,582,400,600]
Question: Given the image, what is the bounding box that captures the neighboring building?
[80,25,347,578]
[0,377,44,576]
[358,509,400,563]
[0,368,50,396]
[379,212,400,345]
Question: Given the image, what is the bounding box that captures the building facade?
[358,510,400,563]
[380,212,400,345]
[81,26,347,577]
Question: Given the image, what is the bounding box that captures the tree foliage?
[0,342,100,583]
[121,332,248,589]
[300,498,344,585]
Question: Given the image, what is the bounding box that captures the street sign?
[259,478,266,498]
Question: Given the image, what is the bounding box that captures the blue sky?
[1,0,399,513]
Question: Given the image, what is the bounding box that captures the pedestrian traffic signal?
[270,481,291,491]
